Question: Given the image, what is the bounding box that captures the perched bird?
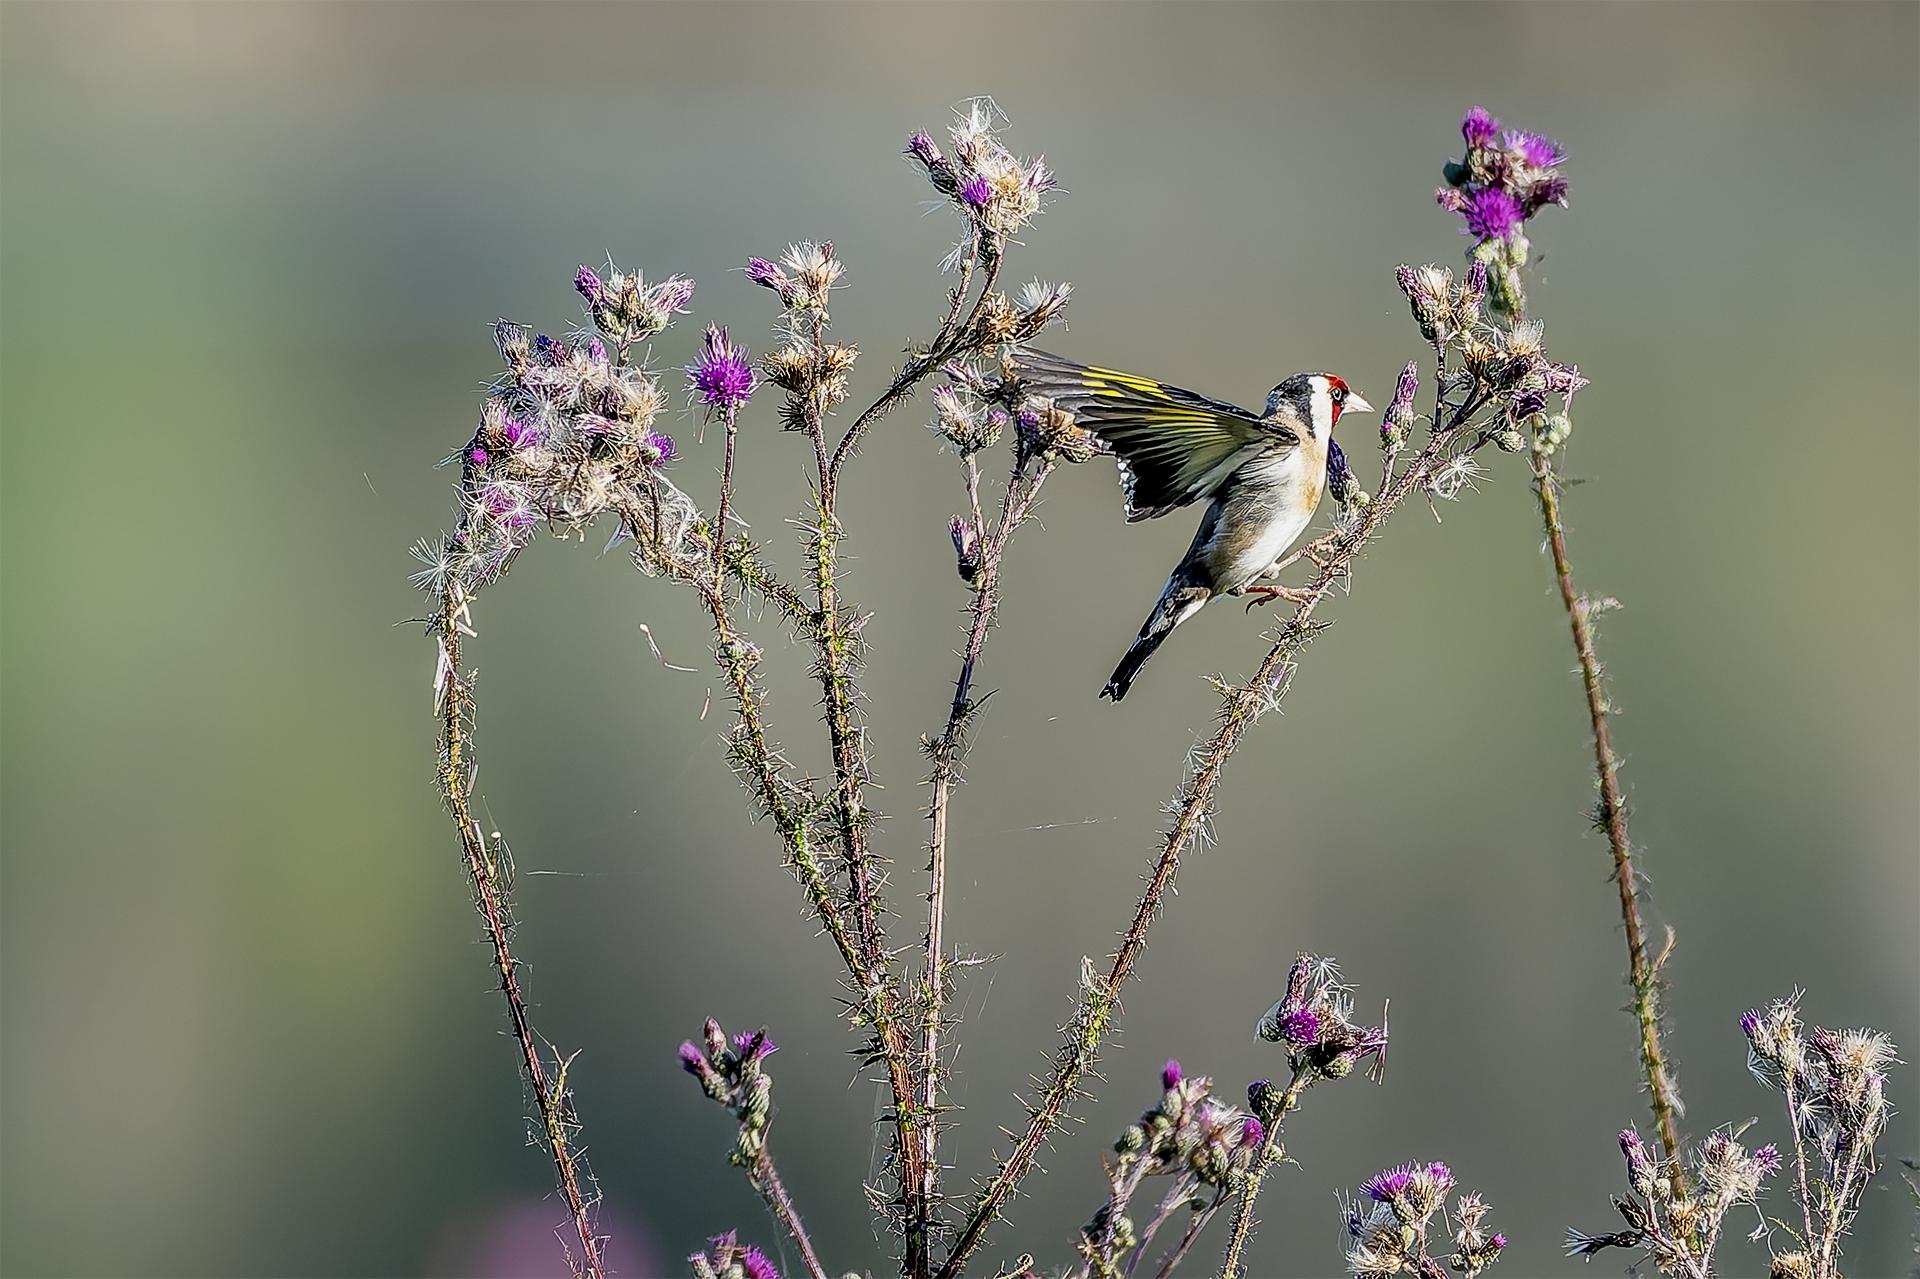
[1009,349,1371,700]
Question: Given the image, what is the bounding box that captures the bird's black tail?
[1102,583,1210,701]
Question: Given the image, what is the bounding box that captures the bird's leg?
[1259,533,1343,582]
[1242,583,1314,612]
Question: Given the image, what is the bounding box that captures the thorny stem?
[434,590,607,1279]
[783,225,1002,1278]
[618,501,930,1252]
[939,414,1477,1279]
[1530,450,1684,1172]
[750,1149,831,1279]
[916,452,1057,1265]
[1215,1067,1314,1279]
[1078,1157,1157,1279]
[1819,1124,1871,1277]
[829,241,1002,485]
[1152,1194,1225,1279]
[712,403,741,588]
[1128,1178,1197,1279]
[1780,1065,1819,1259]
[793,290,939,1271]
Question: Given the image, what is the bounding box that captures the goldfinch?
[1010,349,1371,700]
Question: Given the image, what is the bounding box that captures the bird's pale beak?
[1345,392,1375,416]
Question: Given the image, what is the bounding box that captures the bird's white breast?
[1210,449,1319,592]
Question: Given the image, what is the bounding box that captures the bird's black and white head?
[1262,373,1373,440]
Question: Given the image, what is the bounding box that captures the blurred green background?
[3,3,1915,1276]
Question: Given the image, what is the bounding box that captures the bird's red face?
[1307,374,1373,438]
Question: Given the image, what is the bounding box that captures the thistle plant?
[411,99,1903,1279]
[1438,106,1686,1170]
[1566,993,1898,1278]
[680,1021,829,1279]
[1343,1163,1507,1279]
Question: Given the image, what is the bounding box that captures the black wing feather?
[1009,348,1293,521]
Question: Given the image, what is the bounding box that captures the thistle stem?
[750,1149,830,1279]
[828,246,1001,485]
[917,454,1056,1263]
[1216,1068,1313,1278]
[435,589,607,1279]
[712,403,740,588]
[1530,451,1683,1171]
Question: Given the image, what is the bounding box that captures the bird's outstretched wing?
[1010,348,1294,521]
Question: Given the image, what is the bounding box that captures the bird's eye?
[1331,386,1347,404]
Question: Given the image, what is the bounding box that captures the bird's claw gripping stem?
[1243,584,1314,612]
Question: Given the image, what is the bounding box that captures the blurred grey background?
[2,3,1915,1276]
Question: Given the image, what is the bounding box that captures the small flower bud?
[1161,1058,1183,1091]
[905,131,941,167]
[494,320,531,368]
[746,256,785,289]
[574,265,605,305]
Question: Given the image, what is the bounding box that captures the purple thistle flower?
[1325,439,1351,495]
[1390,359,1420,412]
[1509,387,1547,419]
[1465,257,1489,301]
[1506,129,1565,170]
[574,265,605,305]
[534,333,565,365]
[469,445,489,467]
[653,276,696,315]
[678,1041,707,1073]
[1462,187,1524,241]
[1240,1116,1265,1148]
[1247,1079,1273,1113]
[960,174,994,209]
[644,431,677,465]
[1490,1234,1508,1250]
[745,257,784,288]
[502,416,542,450]
[688,325,755,415]
[732,1029,776,1061]
[1425,1161,1454,1191]
[738,1246,779,1279]
[586,337,608,365]
[1279,1006,1322,1046]
[905,131,941,166]
[1525,174,1571,214]
[1364,1163,1416,1204]
[1740,1009,1763,1039]
[1542,362,1588,397]
[1162,1058,1183,1090]
[1461,106,1501,150]
[1753,1143,1783,1177]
